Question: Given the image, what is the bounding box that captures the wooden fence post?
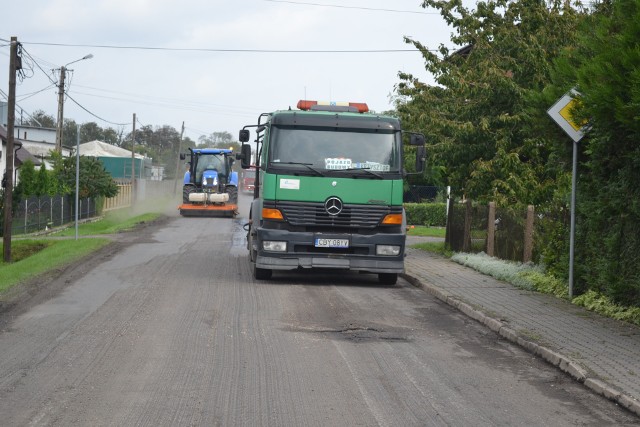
[523,205,535,263]
[463,199,472,252]
[445,197,455,249]
[487,202,495,257]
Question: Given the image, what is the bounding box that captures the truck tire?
[250,238,272,280]
[183,185,196,203]
[253,265,272,280]
[227,185,238,204]
[378,273,397,285]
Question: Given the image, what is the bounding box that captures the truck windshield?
[269,127,400,174]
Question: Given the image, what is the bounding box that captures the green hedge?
[404,203,447,227]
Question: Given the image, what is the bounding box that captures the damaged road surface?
[0,208,636,425]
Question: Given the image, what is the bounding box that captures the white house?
[1,125,42,188]
[13,125,72,158]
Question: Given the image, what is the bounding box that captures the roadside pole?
[75,124,80,240]
[547,89,588,298]
[173,121,185,195]
[3,37,19,263]
[131,113,136,210]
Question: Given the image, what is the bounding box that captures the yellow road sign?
[547,89,588,142]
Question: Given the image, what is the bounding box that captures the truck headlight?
[263,241,287,252]
[376,245,401,256]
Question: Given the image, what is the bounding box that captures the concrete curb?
[402,273,640,417]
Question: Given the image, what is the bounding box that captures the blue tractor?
[179,148,239,217]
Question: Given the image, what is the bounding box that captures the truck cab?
[238,100,425,283]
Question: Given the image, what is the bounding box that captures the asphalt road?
[0,193,636,426]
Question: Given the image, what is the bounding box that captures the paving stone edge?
[402,273,640,417]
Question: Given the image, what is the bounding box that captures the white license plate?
[314,238,349,248]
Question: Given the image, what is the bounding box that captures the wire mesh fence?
[1,195,99,237]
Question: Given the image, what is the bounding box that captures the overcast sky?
[1,0,465,143]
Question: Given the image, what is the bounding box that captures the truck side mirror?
[179,153,186,160]
[239,129,250,143]
[410,133,425,146]
[239,144,252,169]
[415,146,426,173]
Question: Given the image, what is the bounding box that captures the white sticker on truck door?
[280,178,300,190]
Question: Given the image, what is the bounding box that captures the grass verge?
[407,225,446,238]
[411,241,453,257]
[55,212,161,236]
[0,238,110,293]
[1,211,161,295]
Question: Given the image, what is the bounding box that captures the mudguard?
[230,171,239,187]
[183,171,191,185]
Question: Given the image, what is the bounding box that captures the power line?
[71,83,267,114]
[71,90,259,120]
[16,83,57,102]
[19,48,58,85]
[0,87,47,125]
[16,46,131,127]
[64,93,130,126]
[20,41,427,53]
[262,0,439,14]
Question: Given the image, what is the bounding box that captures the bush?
[573,291,640,326]
[404,203,447,227]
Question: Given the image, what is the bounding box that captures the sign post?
[547,89,588,299]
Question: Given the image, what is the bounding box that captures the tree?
[22,110,55,128]
[59,156,118,199]
[545,0,640,305]
[397,0,585,206]
[35,162,51,196]
[198,131,233,147]
[80,122,105,143]
[62,118,78,148]
[48,151,70,195]
[103,127,124,146]
[16,160,37,196]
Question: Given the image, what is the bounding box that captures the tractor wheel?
[227,185,238,204]
[183,185,196,203]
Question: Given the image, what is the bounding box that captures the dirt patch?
[0,215,172,329]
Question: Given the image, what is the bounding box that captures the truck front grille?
[265,200,399,229]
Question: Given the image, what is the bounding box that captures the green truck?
[238,100,425,284]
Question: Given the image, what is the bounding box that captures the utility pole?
[131,113,136,207]
[55,66,66,153]
[173,121,185,195]
[54,54,92,153]
[3,37,19,262]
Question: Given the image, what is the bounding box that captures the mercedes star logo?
[324,197,343,216]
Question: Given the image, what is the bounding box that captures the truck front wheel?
[253,265,272,280]
[250,241,272,280]
[378,273,397,285]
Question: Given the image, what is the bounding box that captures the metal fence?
[0,179,180,237]
[1,195,99,237]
